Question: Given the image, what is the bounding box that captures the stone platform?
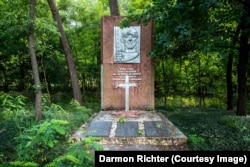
[72,111,187,150]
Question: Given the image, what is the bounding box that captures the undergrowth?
[160,107,250,151]
[0,92,102,166]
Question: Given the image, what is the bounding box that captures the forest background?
[0,0,250,166]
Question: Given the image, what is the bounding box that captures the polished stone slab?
[144,121,169,137]
[115,121,139,137]
[87,121,112,137]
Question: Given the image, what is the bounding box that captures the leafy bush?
[0,93,101,166]
[14,119,69,166]
[0,121,17,151]
[42,99,96,133]
[0,93,32,121]
[10,117,103,166]
[43,103,69,120]
[46,137,103,167]
[219,116,242,129]
[11,119,102,166]
[188,134,206,150]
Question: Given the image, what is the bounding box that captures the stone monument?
[101,16,154,111]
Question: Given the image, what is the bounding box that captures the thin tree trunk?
[237,30,249,116]
[41,55,51,103]
[197,54,202,106]
[47,0,83,105]
[236,0,250,116]
[227,23,241,110]
[29,0,42,120]
[226,53,233,110]
[161,59,167,106]
[109,0,120,16]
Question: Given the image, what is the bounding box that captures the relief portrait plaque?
[114,26,141,63]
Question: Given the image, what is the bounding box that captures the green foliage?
[46,137,103,167]
[14,119,69,165]
[247,100,250,114]
[0,92,35,135]
[0,121,19,162]
[32,84,43,92]
[219,116,242,129]
[156,96,226,109]
[137,129,143,136]
[66,99,96,130]
[188,134,206,150]
[9,161,39,167]
[161,107,250,151]
[43,103,68,120]
[0,92,101,166]
[156,123,162,129]
[11,119,102,167]
[42,99,96,133]
[0,93,35,163]
[145,107,153,111]
[118,116,126,123]
[0,93,31,120]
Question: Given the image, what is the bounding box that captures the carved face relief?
[114,26,141,63]
[121,28,138,50]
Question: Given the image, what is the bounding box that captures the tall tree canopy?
[124,0,250,115]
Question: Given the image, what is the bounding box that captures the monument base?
[72,111,188,150]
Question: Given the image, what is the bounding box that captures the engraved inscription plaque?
[114,26,141,63]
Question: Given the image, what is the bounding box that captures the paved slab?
[115,122,139,137]
[144,121,169,137]
[87,121,112,137]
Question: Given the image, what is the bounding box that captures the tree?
[29,0,42,120]
[47,0,83,105]
[109,0,120,16]
[126,0,250,115]
[236,0,250,116]
[0,0,32,93]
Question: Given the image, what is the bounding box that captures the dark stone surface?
[144,121,170,137]
[87,121,112,137]
[115,121,139,137]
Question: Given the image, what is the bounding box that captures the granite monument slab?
[87,121,112,137]
[115,121,139,137]
[144,121,170,137]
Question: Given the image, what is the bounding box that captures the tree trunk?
[29,0,42,120]
[226,53,233,110]
[109,0,120,16]
[47,0,83,105]
[161,59,167,106]
[236,30,249,116]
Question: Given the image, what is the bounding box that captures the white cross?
[118,75,137,111]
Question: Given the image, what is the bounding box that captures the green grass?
[158,107,250,151]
